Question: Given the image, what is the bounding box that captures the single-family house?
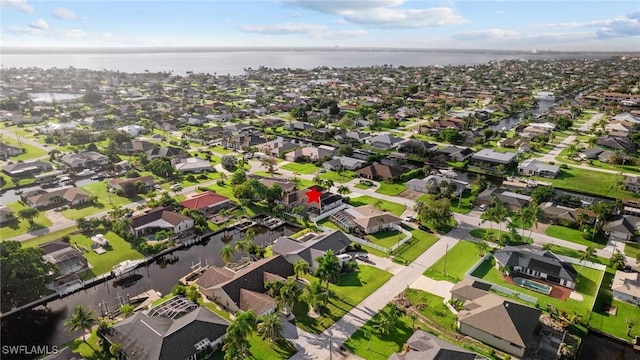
[436,146,474,162]
[517,159,560,178]
[322,156,366,171]
[271,230,351,271]
[117,125,146,137]
[280,186,343,218]
[109,175,156,192]
[284,145,335,162]
[172,157,213,173]
[625,176,640,193]
[611,271,640,306]
[146,147,185,160]
[182,115,208,125]
[285,121,315,132]
[406,175,468,196]
[0,206,16,223]
[179,191,233,215]
[596,136,635,152]
[493,247,577,289]
[118,140,157,155]
[37,122,77,134]
[130,208,194,237]
[397,139,437,156]
[59,151,109,170]
[105,306,229,360]
[195,255,294,314]
[579,147,605,160]
[0,143,24,159]
[250,175,297,194]
[40,241,88,285]
[388,330,483,360]
[339,131,371,144]
[540,202,595,226]
[25,186,92,209]
[476,189,531,211]
[471,149,517,168]
[2,160,53,177]
[367,134,406,150]
[329,205,402,234]
[221,134,267,150]
[451,277,541,358]
[357,163,403,182]
[258,140,298,158]
[604,215,640,242]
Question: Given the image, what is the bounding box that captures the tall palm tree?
[480,206,497,232]
[305,280,328,314]
[257,311,284,343]
[527,202,544,240]
[223,310,257,358]
[387,303,406,326]
[64,306,97,342]
[244,227,256,246]
[493,201,510,234]
[337,185,350,196]
[18,207,39,225]
[220,244,235,265]
[475,240,490,255]
[293,260,309,280]
[314,250,342,296]
[578,246,597,271]
[375,313,393,337]
[277,278,301,316]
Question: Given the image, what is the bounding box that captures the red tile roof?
[180,191,229,210]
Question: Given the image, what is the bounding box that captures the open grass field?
[75,231,145,278]
[393,228,439,264]
[624,242,640,259]
[375,182,406,196]
[470,259,604,318]
[423,240,483,282]
[532,167,637,199]
[280,162,321,174]
[1,201,53,239]
[366,229,404,249]
[319,170,357,183]
[348,195,406,216]
[292,265,392,334]
[544,225,607,249]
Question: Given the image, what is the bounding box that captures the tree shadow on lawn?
[575,273,598,296]
[469,260,493,278]
[346,314,414,356]
[1,219,20,231]
[338,273,363,287]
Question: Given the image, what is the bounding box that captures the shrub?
[125,170,140,178]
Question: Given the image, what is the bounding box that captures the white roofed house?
[330,205,402,234]
[517,159,560,178]
[612,271,640,306]
[117,124,147,137]
[470,149,517,169]
[172,157,213,173]
[284,145,335,162]
[59,151,109,170]
[129,207,194,238]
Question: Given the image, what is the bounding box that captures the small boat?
[112,260,143,277]
[534,91,556,101]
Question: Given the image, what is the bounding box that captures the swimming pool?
[513,277,552,295]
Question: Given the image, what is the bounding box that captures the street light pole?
[443,244,449,275]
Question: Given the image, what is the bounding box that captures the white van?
[337,254,353,265]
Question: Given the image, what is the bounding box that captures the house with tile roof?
[388,330,484,360]
[25,186,92,209]
[271,230,352,271]
[280,185,343,218]
[330,205,402,234]
[493,246,577,289]
[612,271,640,306]
[451,277,541,358]
[604,215,640,242]
[179,191,233,215]
[130,207,194,237]
[357,162,403,182]
[105,306,229,360]
[195,255,294,314]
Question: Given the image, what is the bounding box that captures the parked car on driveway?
[170,184,182,191]
[354,253,369,261]
[418,224,433,233]
[479,204,488,211]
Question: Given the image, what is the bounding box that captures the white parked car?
[354,253,369,261]
[479,204,488,211]
[170,184,182,191]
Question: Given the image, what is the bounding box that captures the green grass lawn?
[375,182,407,196]
[624,242,640,259]
[280,162,321,174]
[450,191,474,214]
[543,244,609,265]
[393,228,439,264]
[319,170,357,183]
[60,182,140,220]
[0,201,53,239]
[0,136,48,161]
[354,183,373,190]
[69,331,115,360]
[531,167,637,199]
[21,226,79,248]
[470,259,604,318]
[469,228,533,244]
[292,265,392,334]
[423,240,483,282]
[210,333,297,360]
[589,299,640,341]
[210,146,234,154]
[348,195,406,216]
[178,171,221,187]
[545,225,607,249]
[74,231,145,278]
[366,229,404,249]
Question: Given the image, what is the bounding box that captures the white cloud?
[241,22,366,39]
[6,26,43,35]
[29,19,49,30]
[53,7,82,20]
[1,0,34,12]
[5,26,86,39]
[531,11,640,38]
[283,0,467,29]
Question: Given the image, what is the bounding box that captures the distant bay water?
[0,49,618,76]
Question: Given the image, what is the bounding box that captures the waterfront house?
[105,306,229,360]
[406,175,468,196]
[471,149,517,168]
[322,156,366,171]
[0,143,24,159]
[493,247,577,289]
[25,186,92,209]
[625,176,640,193]
[611,271,640,306]
[179,191,233,215]
[280,186,343,218]
[476,188,531,211]
[271,230,351,271]
[2,160,53,177]
[59,151,109,170]
[450,277,541,358]
[604,215,640,242]
[172,157,213,173]
[40,241,88,285]
[517,159,560,178]
[388,330,483,360]
[357,162,403,182]
[130,207,194,237]
[397,139,437,156]
[436,146,474,162]
[329,205,402,234]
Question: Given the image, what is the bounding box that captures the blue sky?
[1,1,639,50]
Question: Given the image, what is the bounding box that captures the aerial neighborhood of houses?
[2,57,640,360]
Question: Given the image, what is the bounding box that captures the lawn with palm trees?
[292,264,392,334]
[1,201,53,239]
[423,240,485,282]
[544,225,608,249]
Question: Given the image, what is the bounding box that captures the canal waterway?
[489,99,555,132]
[0,178,100,204]
[579,331,640,360]
[0,224,298,358]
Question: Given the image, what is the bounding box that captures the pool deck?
[502,274,572,301]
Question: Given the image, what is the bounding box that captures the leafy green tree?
[64,306,97,342]
[257,311,284,343]
[417,197,453,230]
[223,310,257,358]
[146,158,174,177]
[221,154,238,171]
[305,280,328,314]
[610,251,627,270]
[230,168,246,185]
[1,241,58,312]
[109,342,123,360]
[119,304,134,318]
[17,207,39,225]
[314,250,341,296]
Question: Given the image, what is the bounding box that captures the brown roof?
[349,205,402,230]
[239,289,275,314]
[356,163,403,180]
[110,175,155,186]
[131,207,192,228]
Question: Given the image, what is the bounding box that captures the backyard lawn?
[60,182,140,220]
[280,162,320,174]
[292,265,392,334]
[348,195,406,216]
[375,182,406,196]
[74,231,145,278]
[319,170,357,183]
[545,225,607,249]
[470,259,604,318]
[469,228,533,244]
[1,201,53,239]
[393,228,439,264]
[532,167,637,199]
[624,242,640,259]
[423,240,483,282]
[0,136,47,161]
[21,226,79,248]
[366,229,404,249]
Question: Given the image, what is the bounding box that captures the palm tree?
[475,240,490,255]
[578,246,597,270]
[609,150,622,167]
[314,250,342,296]
[480,206,497,232]
[610,251,626,270]
[493,201,510,234]
[235,239,247,253]
[244,227,256,246]
[375,313,393,337]
[277,278,301,316]
[109,343,123,360]
[220,244,235,265]
[223,310,257,358]
[257,311,284,343]
[336,185,350,196]
[526,202,544,240]
[387,303,406,326]
[64,306,97,342]
[305,280,328,314]
[323,179,334,190]
[294,260,309,280]
[18,207,39,225]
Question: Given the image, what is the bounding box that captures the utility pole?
[443,244,449,275]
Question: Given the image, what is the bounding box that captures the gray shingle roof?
[493,247,577,282]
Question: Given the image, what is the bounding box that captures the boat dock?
[233,218,256,231]
[178,258,209,286]
[257,216,286,230]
